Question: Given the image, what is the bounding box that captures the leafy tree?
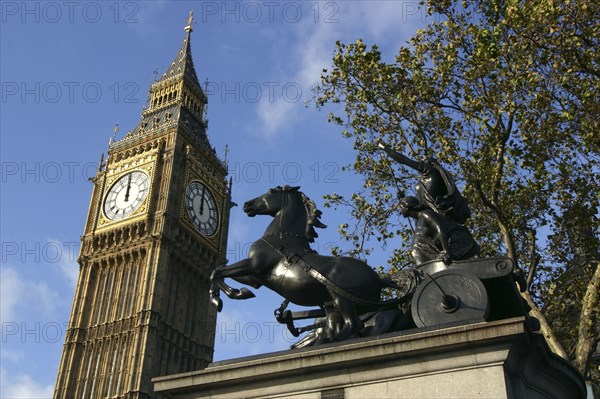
[314,0,598,389]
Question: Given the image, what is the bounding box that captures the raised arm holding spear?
[378,142,471,225]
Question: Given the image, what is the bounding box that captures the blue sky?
[0,1,429,396]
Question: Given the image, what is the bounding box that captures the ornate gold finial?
[224,144,230,166]
[184,10,194,32]
[108,122,119,146]
[97,152,105,174]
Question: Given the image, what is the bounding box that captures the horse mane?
[300,192,327,242]
[274,185,327,242]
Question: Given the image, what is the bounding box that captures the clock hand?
[124,174,132,202]
[199,186,206,215]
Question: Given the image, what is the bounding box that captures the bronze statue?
[208,184,528,347]
[209,186,410,343]
[378,143,471,224]
[399,195,480,266]
[378,142,479,266]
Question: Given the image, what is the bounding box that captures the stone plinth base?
[153,317,585,399]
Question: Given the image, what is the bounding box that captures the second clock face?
[104,171,150,221]
[186,181,218,236]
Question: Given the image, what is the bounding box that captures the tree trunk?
[498,222,570,361]
[522,290,570,360]
[574,262,600,377]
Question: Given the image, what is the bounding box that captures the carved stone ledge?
[109,126,173,156]
[82,221,149,256]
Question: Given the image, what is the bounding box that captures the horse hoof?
[236,288,256,299]
[211,296,223,312]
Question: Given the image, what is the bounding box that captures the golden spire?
[109,122,119,146]
[184,10,194,33]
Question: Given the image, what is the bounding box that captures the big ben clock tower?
[54,13,231,399]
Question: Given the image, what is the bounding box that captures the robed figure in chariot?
[208,143,526,348]
[378,142,480,266]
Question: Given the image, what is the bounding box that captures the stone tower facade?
[54,14,231,398]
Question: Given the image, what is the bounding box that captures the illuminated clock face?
[104,171,150,220]
[186,181,218,236]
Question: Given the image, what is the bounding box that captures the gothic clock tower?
[54,14,231,398]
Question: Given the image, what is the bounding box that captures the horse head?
[211,185,395,344]
[243,185,327,242]
[243,185,298,217]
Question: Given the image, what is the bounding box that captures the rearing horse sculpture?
[209,185,397,342]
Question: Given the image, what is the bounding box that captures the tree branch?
[347,72,420,157]
[574,261,600,377]
[473,178,519,268]
[526,228,539,290]
[492,112,513,204]
[523,291,570,360]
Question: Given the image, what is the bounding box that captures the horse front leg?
[210,259,258,309]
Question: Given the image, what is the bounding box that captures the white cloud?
[256,97,299,137]
[59,260,79,289]
[47,239,79,289]
[1,370,54,399]
[0,266,60,324]
[1,349,25,363]
[349,1,428,41]
[0,267,23,324]
[255,1,427,137]
[255,12,337,136]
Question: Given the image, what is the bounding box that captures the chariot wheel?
[411,269,489,328]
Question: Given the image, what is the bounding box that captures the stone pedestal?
[153,317,585,399]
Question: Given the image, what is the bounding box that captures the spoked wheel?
[411,269,489,328]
